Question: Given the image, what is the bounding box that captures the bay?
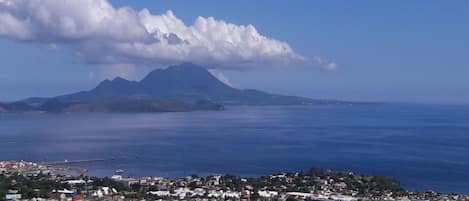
[1,103,468,193]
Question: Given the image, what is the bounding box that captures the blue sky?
[1,0,468,102]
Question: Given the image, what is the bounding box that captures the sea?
[0,103,468,193]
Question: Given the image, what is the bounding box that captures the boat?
[115,169,124,175]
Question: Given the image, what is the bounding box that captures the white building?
[258,190,279,198]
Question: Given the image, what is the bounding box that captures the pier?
[39,159,108,175]
[47,165,88,175]
[42,158,106,165]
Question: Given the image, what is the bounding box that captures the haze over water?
[1,104,468,193]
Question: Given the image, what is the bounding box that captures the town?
[1,161,468,201]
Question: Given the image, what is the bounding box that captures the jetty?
[42,159,106,165]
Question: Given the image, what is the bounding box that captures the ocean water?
[0,104,468,193]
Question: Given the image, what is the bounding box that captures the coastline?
[1,160,468,201]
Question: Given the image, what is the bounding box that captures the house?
[65,179,86,185]
[5,194,22,200]
[258,190,278,198]
[148,190,170,197]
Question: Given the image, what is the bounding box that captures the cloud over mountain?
[0,0,336,70]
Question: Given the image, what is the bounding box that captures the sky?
[0,0,468,103]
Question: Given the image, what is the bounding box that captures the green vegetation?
[0,174,130,200]
[0,98,224,113]
[0,173,67,200]
[0,166,413,200]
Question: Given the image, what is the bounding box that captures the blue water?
[0,104,468,193]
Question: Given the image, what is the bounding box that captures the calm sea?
[0,104,468,193]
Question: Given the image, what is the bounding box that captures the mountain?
[1,63,346,113]
[56,63,341,105]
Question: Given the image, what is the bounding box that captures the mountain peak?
[168,62,203,70]
[93,76,135,96]
[112,76,128,82]
[142,63,219,84]
[163,63,209,74]
[144,63,205,76]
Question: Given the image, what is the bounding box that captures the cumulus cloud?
[0,0,336,70]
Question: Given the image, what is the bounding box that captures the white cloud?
[208,69,234,87]
[0,0,336,70]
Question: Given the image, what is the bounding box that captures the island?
[0,63,348,114]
